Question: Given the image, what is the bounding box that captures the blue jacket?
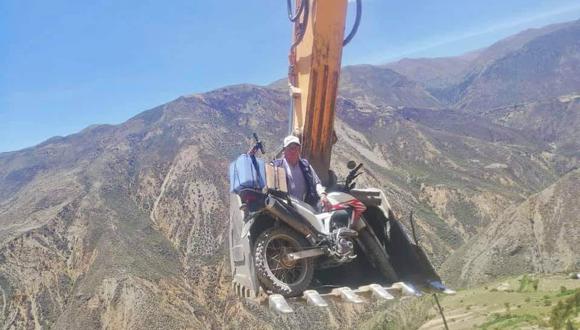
[272,158,320,207]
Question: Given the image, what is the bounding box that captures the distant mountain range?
[385,20,580,110]
[0,19,579,328]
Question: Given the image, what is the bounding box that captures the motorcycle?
[230,135,398,297]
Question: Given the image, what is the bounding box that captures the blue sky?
[1,0,580,153]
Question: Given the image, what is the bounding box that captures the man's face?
[283,143,301,165]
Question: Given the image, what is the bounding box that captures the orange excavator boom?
[288,0,356,185]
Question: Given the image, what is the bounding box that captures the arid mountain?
[456,20,580,110]
[270,64,442,109]
[472,94,580,157]
[385,19,580,109]
[0,86,291,329]
[384,54,479,92]
[467,21,578,73]
[385,21,575,90]
[1,19,580,329]
[1,84,576,328]
[338,65,442,108]
[0,85,463,329]
[442,169,580,287]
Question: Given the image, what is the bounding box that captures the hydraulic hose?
[287,0,310,136]
[287,0,305,22]
[290,0,309,49]
[343,0,362,46]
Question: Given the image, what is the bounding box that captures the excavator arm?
[288,0,359,185]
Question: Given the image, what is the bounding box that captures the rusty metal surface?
[289,0,348,184]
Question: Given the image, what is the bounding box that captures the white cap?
[283,135,301,148]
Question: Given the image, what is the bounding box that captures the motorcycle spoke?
[263,235,309,285]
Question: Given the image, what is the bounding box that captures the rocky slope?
[442,169,580,287]
[0,86,289,329]
[271,64,442,109]
[333,100,574,260]
[472,94,580,157]
[338,65,442,109]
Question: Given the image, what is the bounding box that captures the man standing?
[272,135,328,209]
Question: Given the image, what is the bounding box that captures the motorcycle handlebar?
[345,162,364,190]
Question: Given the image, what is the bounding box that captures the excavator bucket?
[228,187,453,310]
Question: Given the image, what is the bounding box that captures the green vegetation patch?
[518,274,540,292]
[479,313,540,329]
[549,289,580,329]
[419,274,580,330]
[448,198,481,232]
[413,203,464,248]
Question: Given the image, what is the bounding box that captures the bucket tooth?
[427,280,456,295]
[233,282,241,297]
[391,282,419,297]
[331,287,364,304]
[303,290,328,307]
[268,294,294,314]
[360,284,395,300]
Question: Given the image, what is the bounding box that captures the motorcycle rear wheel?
[254,226,314,297]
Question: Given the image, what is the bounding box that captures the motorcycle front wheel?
[358,227,399,283]
[253,226,314,297]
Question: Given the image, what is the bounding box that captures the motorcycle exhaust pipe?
[264,196,318,240]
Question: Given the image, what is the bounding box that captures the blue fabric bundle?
[229,154,266,193]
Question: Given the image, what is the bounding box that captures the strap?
[250,154,264,188]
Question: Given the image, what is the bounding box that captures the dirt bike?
[230,137,398,297]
